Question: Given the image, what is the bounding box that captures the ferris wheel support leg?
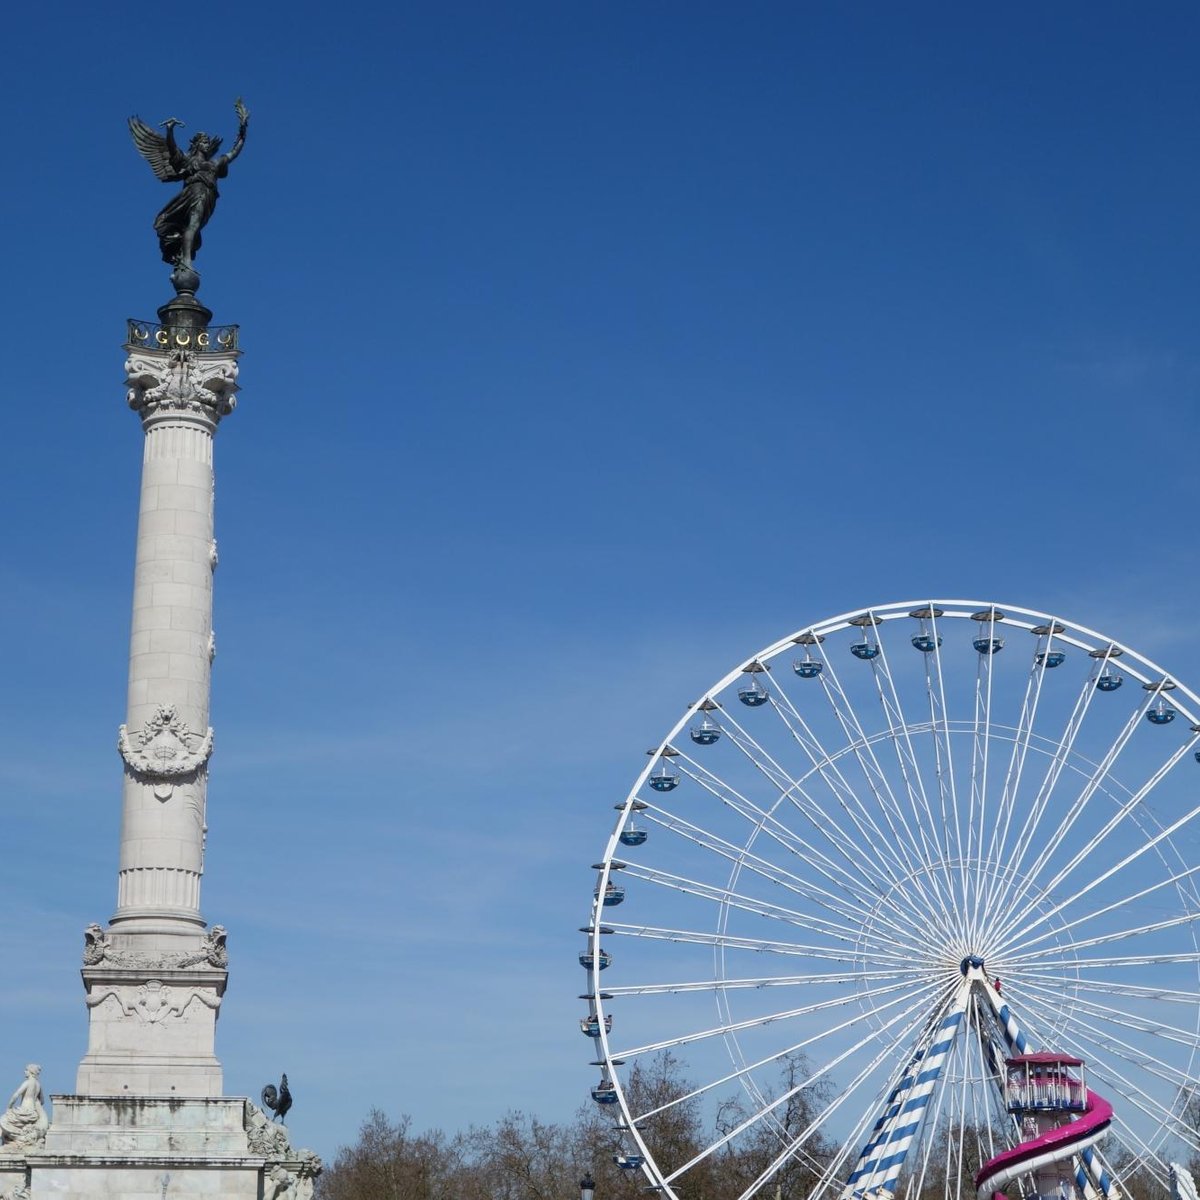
[841,978,973,1200]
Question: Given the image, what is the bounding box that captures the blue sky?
[2,0,1200,1162]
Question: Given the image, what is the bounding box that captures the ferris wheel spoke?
[1021,976,1200,1005]
[1015,975,1200,1060]
[972,652,1048,939]
[864,619,968,942]
[634,975,947,1129]
[1015,986,1200,1069]
[996,861,1200,961]
[920,610,970,939]
[978,639,1081,933]
[670,747,921,922]
[642,805,916,940]
[760,692,945,922]
[770,651,950,921]
[863,622,953,874]
[618,863,933,956]
[1008,949,1200,970]
[652,763,950,940]
[966,610,1004,909]
[991,698,1160,940]
[716,708,948,927]
[948,1011,996,1200]
[1103,1139,1173,1194]
[600,967,917,997]
[655,981,955,1187]
[994,775,1200,954]
[610,974,928,1062]
[605,918,921,966]
[811,644,953,914]
[986,670,1101,931]
[1003,908,1200,965]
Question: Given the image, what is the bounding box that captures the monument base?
[17,1096,322,1198]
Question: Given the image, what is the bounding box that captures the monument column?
[73,292,239,1098]
[113,305,234,929]
[14,100,323,1199]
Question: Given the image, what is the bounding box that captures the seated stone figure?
[0,1066,48,1152]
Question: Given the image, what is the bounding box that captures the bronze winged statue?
[129,98,250,278]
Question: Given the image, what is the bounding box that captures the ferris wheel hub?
[960,953,986,975]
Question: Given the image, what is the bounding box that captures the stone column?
[74,303,239,1097]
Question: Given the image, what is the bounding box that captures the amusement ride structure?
[582,601,1200,1200]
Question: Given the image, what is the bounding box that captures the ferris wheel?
[582,601,1200,1200]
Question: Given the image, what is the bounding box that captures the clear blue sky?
[1,0,1199,1162]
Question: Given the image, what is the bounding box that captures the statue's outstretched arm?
[223,97,250,167]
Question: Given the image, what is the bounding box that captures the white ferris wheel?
[582,601,1200,1200]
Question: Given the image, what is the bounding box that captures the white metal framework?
[583,601,1200,1200]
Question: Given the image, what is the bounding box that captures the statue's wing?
[128,116,184,183]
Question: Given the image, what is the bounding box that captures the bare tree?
[317,1051,843,1200]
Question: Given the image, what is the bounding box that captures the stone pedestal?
[27,1097,320,1197]
[75,961,226,1098]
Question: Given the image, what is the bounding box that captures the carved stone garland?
[82,922,228,970]
[117,704,214,801]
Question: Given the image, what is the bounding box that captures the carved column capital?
[124,345,239,432]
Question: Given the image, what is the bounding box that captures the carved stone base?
[77,958,227,1097]
[0,1161,28,1200]
[37,1098,321,1198]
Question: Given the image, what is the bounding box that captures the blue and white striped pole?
[843,979,972,1200]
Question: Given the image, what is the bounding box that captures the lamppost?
[580,1172,596,1200]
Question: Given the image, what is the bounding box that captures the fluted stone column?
[115,365,224,923]
[74,306,239,1097]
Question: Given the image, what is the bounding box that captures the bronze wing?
[128,116,185,183]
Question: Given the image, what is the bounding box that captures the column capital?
[124,326,239,433]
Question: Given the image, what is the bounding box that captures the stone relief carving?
[267,1159,322,1200]
[0,1066,48,1153]
[266,1165,299,1200]
[118,704,214,800]
[85,981,221,1024]
[210,538,219,569]
[125,348,239,420]
[82,922,228,970]
[0,1184,31,1200]
[244,1103,323,1197]
[208,630,217,662]
[245,1104,291,1157]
